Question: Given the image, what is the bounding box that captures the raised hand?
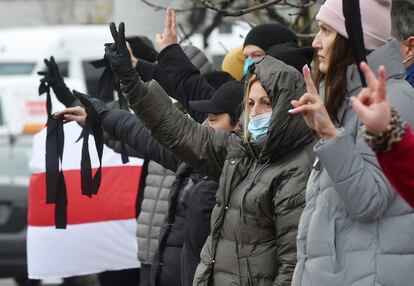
[37,56,64,86]
[289,65,338,140]
[104,22,139,93]
[37,56,76,107]
[155,8,178,52]
[350,62,391,134]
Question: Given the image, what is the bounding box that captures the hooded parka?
[292,40,414,286]
[125,56,315,286]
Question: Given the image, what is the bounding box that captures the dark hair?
[391,0,414,42]
[229,115,239,127]
[313,34,355,123]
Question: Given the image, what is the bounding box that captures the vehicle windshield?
[0,63,36,76]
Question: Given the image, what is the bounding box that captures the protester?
[100,18,315,286]
[55,79,244,286]
[155,9,313,125]
[288,0,414,285]
[242,23,298,74]
[351,62,414,208]
[391,0,414,87]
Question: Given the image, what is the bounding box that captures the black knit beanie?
[266,42,314,73]
[243,23,298,51]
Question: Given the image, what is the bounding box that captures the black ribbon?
[73,91,104,197]
[90,58,129,163]
[39,81,68,229]
[343,0,367,87]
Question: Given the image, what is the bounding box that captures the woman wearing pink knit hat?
[289,0,414,285]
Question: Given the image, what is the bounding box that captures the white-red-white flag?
[27,122,143,279]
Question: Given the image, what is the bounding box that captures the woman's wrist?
[319,126,339,141]
[364,108,406,153]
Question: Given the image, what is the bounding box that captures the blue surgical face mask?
[243,57,255,75]
[248,112,272,140]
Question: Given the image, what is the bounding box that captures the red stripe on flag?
[28,166,142,226]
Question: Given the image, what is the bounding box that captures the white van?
[0,25,112,135]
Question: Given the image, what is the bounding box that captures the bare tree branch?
[199,0,316,17]
[140,0,196,12]
[199,0,282,16]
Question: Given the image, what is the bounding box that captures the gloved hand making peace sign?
[104,22,140,93]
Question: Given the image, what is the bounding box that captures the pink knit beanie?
[316,0,392,50]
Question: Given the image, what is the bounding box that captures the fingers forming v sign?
[289,65,338,140]
[109,22,127,55]
[155,8,178,52]
[289,65,320,115]
[350,62,391,134]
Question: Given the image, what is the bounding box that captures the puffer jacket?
[181,177,218,286]
[292,39,414,286]
[126,56,315,286]
[137,161,175,264]
[151,162,205,286]
[88,99,219,286]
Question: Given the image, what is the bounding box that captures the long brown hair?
[313,34,355,123]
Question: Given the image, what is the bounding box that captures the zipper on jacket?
[240,160,270,224]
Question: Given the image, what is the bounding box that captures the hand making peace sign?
[289,65,339,140]
[350,62,391,134]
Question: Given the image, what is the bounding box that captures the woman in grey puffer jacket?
[289,1,414,285]
[125,55,314,286]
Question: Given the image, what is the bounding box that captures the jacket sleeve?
[377,125,414,208]
[98,107,179,173]
[158,44,216,123]
[103,132,140,157]
[126,79,231,182]
[314,120,394,222]
[136,59,175,98]
[272,157,310,286]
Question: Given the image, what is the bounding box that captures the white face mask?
[247,112,272,140]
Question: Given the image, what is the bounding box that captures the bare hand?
[155,8,178,52]
[54,106,87,125]
[289,65,338,140]
[126,41,138,68]
[350,62,391,134]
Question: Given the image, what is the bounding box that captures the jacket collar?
[347,39,407,95]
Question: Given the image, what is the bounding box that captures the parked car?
[0,134,34,285]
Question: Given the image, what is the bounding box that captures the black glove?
[89,98,110,116]
[37,56,76,107]
[104,22,139,93]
